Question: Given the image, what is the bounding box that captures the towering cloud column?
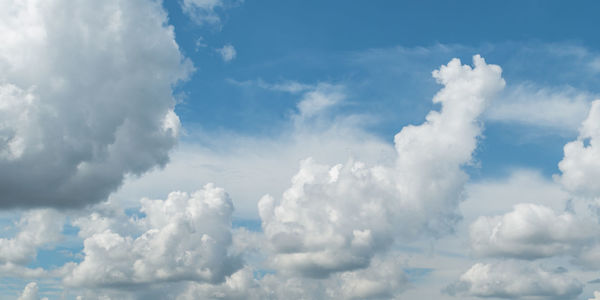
[259,55,505,277]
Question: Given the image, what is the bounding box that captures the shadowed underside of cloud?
[258,55,505,278]
[0,0,191,208]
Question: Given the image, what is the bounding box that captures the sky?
[2,0,600,299]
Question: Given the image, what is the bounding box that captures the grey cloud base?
[0,0,191,208]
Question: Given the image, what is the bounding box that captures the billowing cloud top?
[558,100,600,197]
[0,0,191,208]
[258,55,505,278]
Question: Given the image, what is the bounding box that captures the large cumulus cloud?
[258,55,505,278]
[0,0,191,208]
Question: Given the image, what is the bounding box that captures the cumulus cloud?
[217,44,237,62]
[470,203,599,259]
[258,55,505,277]
[64,184,241,288]
[0,0,191,208]
[557,100,600,196]
[0,209,64,265]
[590,291,600,300]
[445,262,583,299]
[18,282,48,300]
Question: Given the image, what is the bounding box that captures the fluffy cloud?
[590,291,600,300]
[64,184,241,288]
[18,282,47,300]
[445,262,583,299]
[0,0,191,208]
[470,203,599,259]
[558,100,600,196]
[0,209,64,265]
[258,55,505,277]
[217,44,237,62]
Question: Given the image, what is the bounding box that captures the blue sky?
[165,0,600,180]
[3,1,600,299]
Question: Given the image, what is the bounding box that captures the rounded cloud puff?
[64,184,241,288]
[558,100,600,197]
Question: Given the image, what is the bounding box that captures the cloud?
[258,55,505,278]
[110,81,396,218]
[295,83,345,119]
[486,84,593,133]
[445,262,583,299]
[64,184,241,289]
[470,203,599,259]
[0,209,64,266]
[0,0,191,208]
[217,44,237,62]
[462,169,569,218]
[557,100,600,196]
[227,78,314,94]
[18,282,47,300]
[181,0,242,25]
[590,291,600,300]
[178,254,408,300]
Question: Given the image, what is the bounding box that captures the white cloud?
[445,262,583,299]
[227,78,313,93]
[64,184,241,288]
[486,84,593,132]
[258,55,505,277]
[557,100,600,196]
[17,282,48,300]
[181,0,242,25]
[470,203,599,259]
[195,36,208,50]
[590,291,600,300]
[217,44,237,62]
[0,209,64,265]
[0,0,191,208]
[295,83,345,119]
[111,114,396,219]
[462,169,569,218]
